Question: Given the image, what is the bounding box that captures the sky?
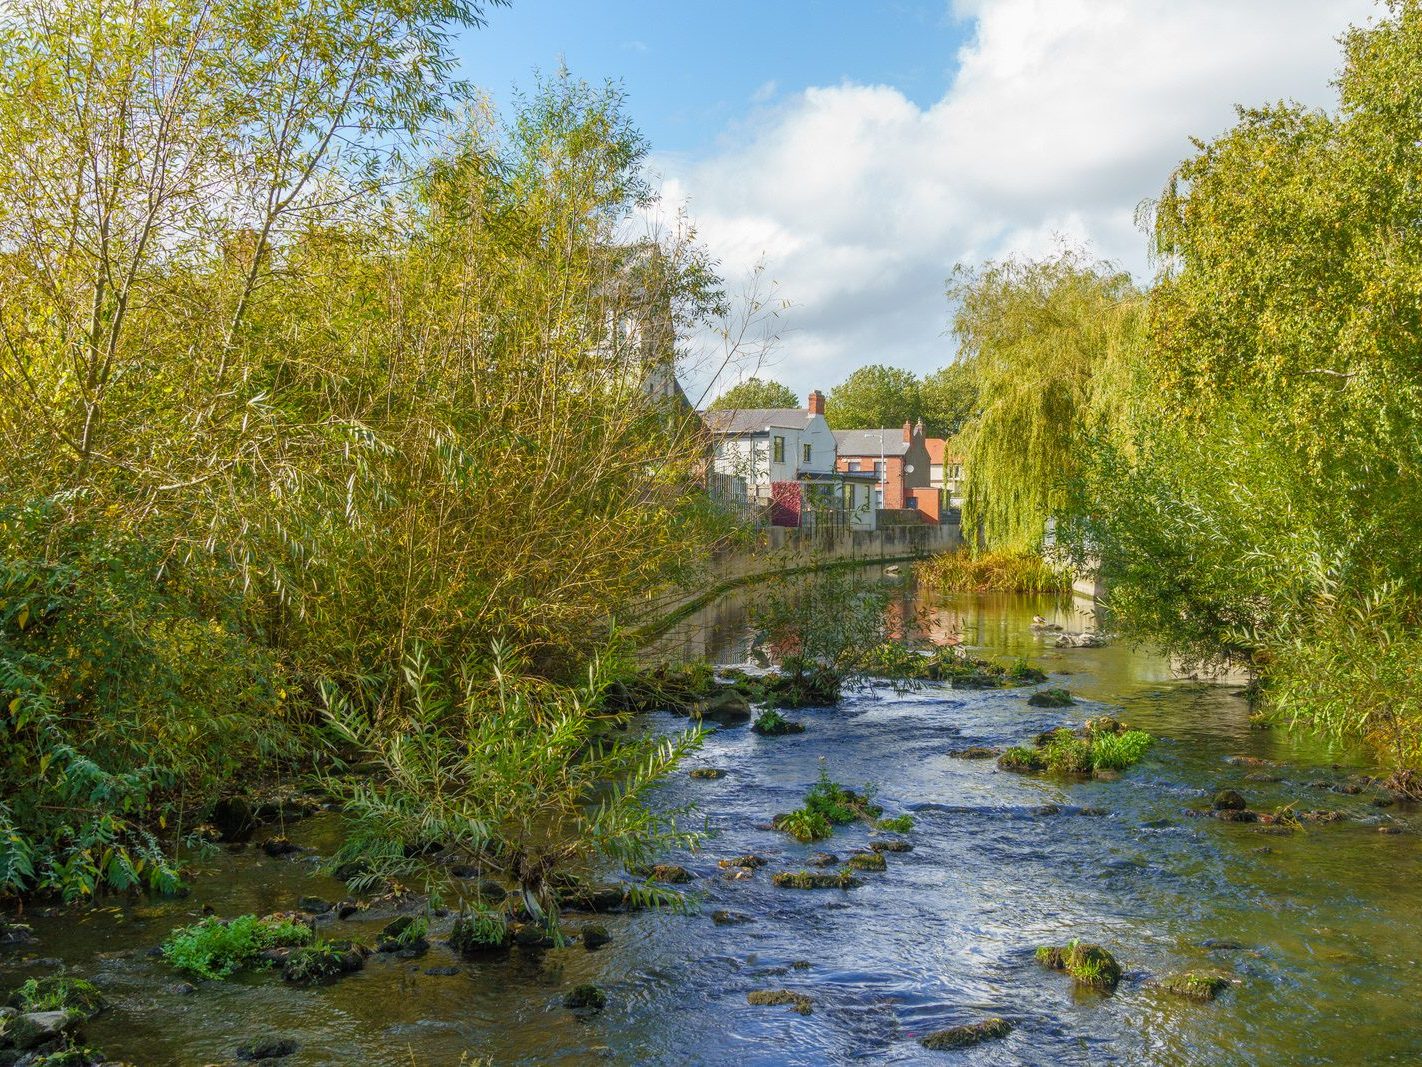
[457,0,1381,402]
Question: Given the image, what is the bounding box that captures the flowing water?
[5,579,1421,1066]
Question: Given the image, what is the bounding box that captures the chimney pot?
[807,390,826,416]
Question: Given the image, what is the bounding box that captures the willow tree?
[949,250,1144,553]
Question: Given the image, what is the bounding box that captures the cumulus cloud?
[661,0,1379,399]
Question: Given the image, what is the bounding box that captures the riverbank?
[3,587,1419,1065]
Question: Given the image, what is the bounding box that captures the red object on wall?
[770,481,803,527]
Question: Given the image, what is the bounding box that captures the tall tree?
[919,362,978,439]
[950,251,1143,553]
[709,377,799,410]
[825,365,921,430]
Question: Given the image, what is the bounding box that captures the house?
[925,438,966,511]
[704,390,878,529]
[833,420,940,522]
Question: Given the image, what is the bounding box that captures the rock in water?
[920,1018,1013,1050]
[696,689,752,726]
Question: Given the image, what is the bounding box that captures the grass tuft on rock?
[875,814,914,833]
[772,869,862,890]
[162,914,313,980]
[1036,940,1121,991]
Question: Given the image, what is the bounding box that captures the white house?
[704,390,878,529]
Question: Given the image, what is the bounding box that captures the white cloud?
[661,0,1379,401]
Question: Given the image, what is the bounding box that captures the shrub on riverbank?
[0,4,736,899]
[917,551,1072,595]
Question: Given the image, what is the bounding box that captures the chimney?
[902,420,912,444]
[807,390,825,416]
[914,418,924,438]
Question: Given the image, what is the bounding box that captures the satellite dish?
[905,464,915,473]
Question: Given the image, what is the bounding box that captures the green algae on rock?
[1156,971,1232,1001]
[920,1017,1013,1050]
[747,989,813,1015]
[772,870,862,890]
[1036,940,1122,991]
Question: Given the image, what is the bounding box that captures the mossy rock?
[747,988,813,1015]
[557,882,628,913]
[448,913,512,954]
[717,854,767,869]
[632,863,694,885]
[950,746,1000,759]
[1156,971,1231,1001]
[1213,790,1247,811]
[1084,715,1126,736]
[1215,809,1258,823]
[282,940,367,984]
[712,910,754,925]
[1028,687,1075,708]
[805,851,839,867]
[689,768,727,779]
[697,688,753,726]
[772,870,861,890]
[869,838,912,853]
[920,1017,1013,1050]
[564,984,606,1012]
[997,747,1045,772]
[846,851,886,872]
[8,977,108,1021]
[752,711,806,736]
[1036,941,1121,991]
[375,915,427,954]
[581,924,611,950]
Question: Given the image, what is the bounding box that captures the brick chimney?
[902,419,912,444]
[807,390,825,416]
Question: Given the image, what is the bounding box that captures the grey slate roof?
[832,429,909,457]
[702,408,814,434]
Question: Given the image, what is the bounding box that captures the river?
[5,578,1420,1065]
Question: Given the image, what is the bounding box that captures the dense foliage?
[709,377,799,410]
[0,0,732,898]
[952,1,1422,768]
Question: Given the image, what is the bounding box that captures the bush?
[161,914,312,980]
[8,977,107,1019]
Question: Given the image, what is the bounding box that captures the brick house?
[705,390,878,529]
[833,419,940,521]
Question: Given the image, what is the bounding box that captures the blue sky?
[453,1,1378,401]
[457,2,974,156]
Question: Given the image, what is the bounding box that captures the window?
[874,460,886,479]
[802,443,812,464]
[773,436,785,463]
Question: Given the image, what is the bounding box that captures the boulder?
[805,852,838,868]
[1156,972,1232,1001]
[1028,687,1075,708]
[1212,790,1247,811]
[581,924,611,950]
[563,984,606,1013]
[1036,942,1121,991]
[8,1010,77,1050]
[696,689,752,727]
[211,797,256,843]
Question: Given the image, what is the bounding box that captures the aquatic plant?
[283,940,363,984]
[162,914,312,980]
[803,766,882,824]
[1089,729,1154,770]
[8,976,107,1019]
[916,551,1073,594]
[997,747,1046,772]
[771,870,862,890]
[875,814,914,833]
[449,908,511,954]
[772,809,833,843]
[752,709,805,736]
[1036,940,1121,991]
[1040,729,1094,774]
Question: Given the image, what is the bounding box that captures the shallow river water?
[6,582,1421,1065]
